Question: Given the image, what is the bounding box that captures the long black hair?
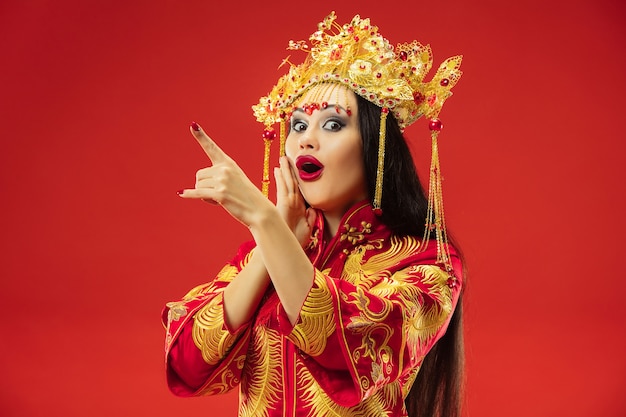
[356,94,465,417]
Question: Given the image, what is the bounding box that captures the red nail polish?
[191,121,200,131]
[176,189,184,195]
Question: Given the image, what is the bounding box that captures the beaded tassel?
[373,109,388,215]
[422,119,456,287]
[279,119,286,157]
[261,126,276,197]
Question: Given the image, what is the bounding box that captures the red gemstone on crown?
[400,51,408,61]
[440,78,450,86]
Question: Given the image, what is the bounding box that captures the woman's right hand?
[177,122,274,228]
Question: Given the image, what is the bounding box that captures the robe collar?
[307,200,391,270]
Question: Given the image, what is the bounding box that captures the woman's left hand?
[274,156,317,247]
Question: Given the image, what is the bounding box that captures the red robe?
[162,201,462,416]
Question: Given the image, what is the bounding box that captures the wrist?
[247,202,280,232]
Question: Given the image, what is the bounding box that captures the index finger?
[190,121,228,164]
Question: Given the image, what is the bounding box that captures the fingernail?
[176,189,184,196]
[191,121,200,131]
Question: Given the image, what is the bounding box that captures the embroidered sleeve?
[162,242,256,397]
[281,269,336,356]
[277,239,462,407]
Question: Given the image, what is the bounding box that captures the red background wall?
[1,0,624,416]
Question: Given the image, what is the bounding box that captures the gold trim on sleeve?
[192,292,239,365]
[287,270,336,357]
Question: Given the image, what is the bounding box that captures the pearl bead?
[429,119,443,131]
[262,129,276,140]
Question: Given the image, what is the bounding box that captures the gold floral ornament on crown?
[252,12,462,285]
[253,11,461,129]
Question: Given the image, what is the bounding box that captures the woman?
[164,12,464,417]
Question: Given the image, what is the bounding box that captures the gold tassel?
[422,119,456,287]
[279,118,286,157]
[373,109,388,215]
[261,125,277,197]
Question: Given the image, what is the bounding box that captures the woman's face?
[285,85,368,217]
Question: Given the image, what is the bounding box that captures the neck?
[320,199,372,241]
[323,212,343,241]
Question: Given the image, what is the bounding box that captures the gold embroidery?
[341,239,384,285]
[166,302,188,322]
[198,354,246,396]
[239,327,282,417]
[167,254,251,360]
[402,265,453,357]
[178,263,240,304]
[164,301,189,351]
[288,270,335,357]
[350,286,393,323]
[192,293,240,365]
[298,358,402,416]
[359,236,421,278]
[307,228,320,250]
[344,286,395,390]
[213,264,240,284]
[340,221,372,245]
[401,367,420,398]
[339,234,454,402]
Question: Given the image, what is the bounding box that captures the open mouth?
[295,155,324,180]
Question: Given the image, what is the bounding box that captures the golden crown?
[253,11,463,130]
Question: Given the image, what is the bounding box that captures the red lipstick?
[295,155,324,181]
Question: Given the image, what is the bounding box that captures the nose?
[297,126,319,150]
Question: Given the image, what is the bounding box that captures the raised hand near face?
[274,156,317,248]
[177,122,272,228]
[177,122,315,246]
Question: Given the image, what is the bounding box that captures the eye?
[291,119,307,132]
[323,119,345,132]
